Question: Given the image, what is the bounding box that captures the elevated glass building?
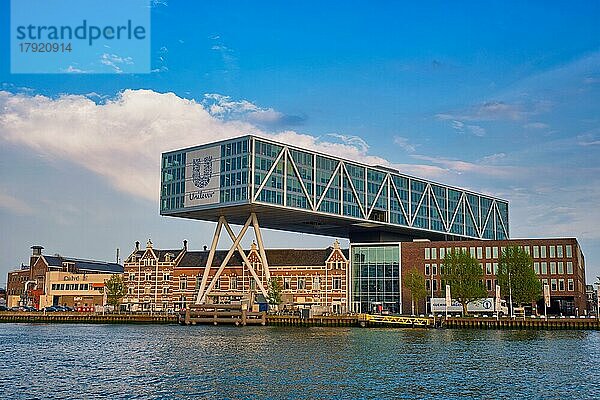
[161,135,509,241]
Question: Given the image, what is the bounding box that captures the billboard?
[184,146,221,207]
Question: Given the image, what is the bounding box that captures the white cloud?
[100,53,134,73]
[0,191,34,216]
[0,90,381,203]
[524,122,549,129]
[393,136,417,153]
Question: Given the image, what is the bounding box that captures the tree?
[441,250,487,315]
[105,274,127,308]
[497,246,541,309]
[404,268,427,315]
[267,277,283,306]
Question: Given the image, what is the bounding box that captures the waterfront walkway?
[2,312,599,329]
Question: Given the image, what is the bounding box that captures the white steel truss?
[195,213,271,305]
[250,139,509,239]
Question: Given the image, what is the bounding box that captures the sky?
[1,1,599,286]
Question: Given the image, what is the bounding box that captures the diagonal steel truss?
[250,140,509,240]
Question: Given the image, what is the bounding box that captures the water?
[0,324,598,399]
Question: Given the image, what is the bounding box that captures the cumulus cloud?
[393,136,417,153]
[0,90,378,202]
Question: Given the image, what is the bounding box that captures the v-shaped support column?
[195,213,271,305]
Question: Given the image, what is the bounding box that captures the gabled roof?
[43,255,123,273]
[176,247,348,268]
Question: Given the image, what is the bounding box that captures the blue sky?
[1,1,599,285]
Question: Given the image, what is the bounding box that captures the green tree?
[267,277,283,306]
[497,246,541,309]
[441,250,487,315]
[105,274,127,308]
[404,268,427,315]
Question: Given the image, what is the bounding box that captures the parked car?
[43,306,59,312]
[0,305,9,312]
[10,305,37,312]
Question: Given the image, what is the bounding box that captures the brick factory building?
[6,246,122,309]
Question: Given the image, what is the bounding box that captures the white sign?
[544,284,551,307]
[445,285,451,308]
[184,146,221,207]
[495,284,501,312]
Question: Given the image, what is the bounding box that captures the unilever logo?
[192,156,213,189]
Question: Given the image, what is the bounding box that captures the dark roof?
[178,251,245,268]
[126,249,183,263]
[177,247,348,268]
[44,256,123,273]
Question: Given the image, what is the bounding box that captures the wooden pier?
[180,304,266,326]
[267,315,359,327]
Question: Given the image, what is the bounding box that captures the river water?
[0,324,598,399]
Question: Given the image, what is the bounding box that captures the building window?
[566,245,573,258]
[486,263,492,275]
[534,262,540,274]
[128,287,134,295]
[550,262,556,275]
[533,246,539,258]
[284,277,291,290]
[426,279,430,291]
[129,273,135,281]
[486,279,492,291]
[425,264,430,276]
[540,246,547,258]
[558,262,564,274]
[558,279,565,291]
[145,272,152,281]
[163,273,171,281]
[477,247,483,259]
[425,248,431,260]
[541,262,548,274]
[432,264,437,276]
[179,279,187,290]
[492,247,498,259]
[493,263,498,275]
[332,277,341,290]
[551,279,557,291]
[568,279,574,291]
[432,279,438,292]
[469,247,476,258]
[485,247,491,259]
[524,246,530,255]
[567,262,573,274]
[549,246,556,258]
[313,276,321,291]
[162,287,169,294]
[431,248,437,260]
[297,277,306,290]
[557,245,563,258]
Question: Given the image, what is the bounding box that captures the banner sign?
[184,146,221,207]
[495,284,501,312]
[544,284,551,307]
[445,285,451,308]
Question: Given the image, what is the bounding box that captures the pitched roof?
[176,247,348,268]
[44,256,123,273]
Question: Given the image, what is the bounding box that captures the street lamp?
[508,267,513,319]
[595,276,600,320]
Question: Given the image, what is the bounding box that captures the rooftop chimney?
[203,245,208,251]
[31,246,44,256]
[135,241,140,251]
[183,240,188,251]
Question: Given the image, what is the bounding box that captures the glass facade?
[351,244,401,314]
[161,135,510,240]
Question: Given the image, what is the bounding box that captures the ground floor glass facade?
[351,244,401,314]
